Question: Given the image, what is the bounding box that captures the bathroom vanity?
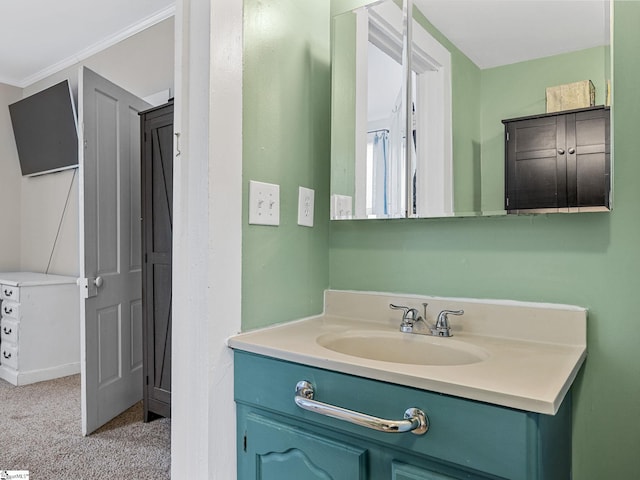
[229,290,587,479]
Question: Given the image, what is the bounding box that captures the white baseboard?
[0,362,80,386]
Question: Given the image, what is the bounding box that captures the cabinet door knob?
[3,351,11,359]
[558,149,565,155]
[3,327,11,335]
[568,147,576,154]
[3,289,12,297]
[4,306,12,315]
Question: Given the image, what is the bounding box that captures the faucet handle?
[389,303,410,315]
[390,304,421,332]
[437,309,464,325]
[390,304,419,320]
[433,309,464,337]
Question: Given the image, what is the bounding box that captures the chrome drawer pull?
[294,380,429,435]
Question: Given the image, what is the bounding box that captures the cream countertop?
[228,290,587,415]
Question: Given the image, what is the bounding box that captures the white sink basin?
[317,331,489,366]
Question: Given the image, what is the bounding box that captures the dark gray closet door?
[141,100,174,421]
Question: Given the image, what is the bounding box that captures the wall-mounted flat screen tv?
[9,80,78,177]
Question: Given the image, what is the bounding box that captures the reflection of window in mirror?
[354,0,452,219]
[365,41,405,218]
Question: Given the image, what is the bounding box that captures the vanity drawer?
[0,285,19,302]
[1,301,20,320]
[234,351,569,480]
[1,318,18,343]
[1,342,18,370]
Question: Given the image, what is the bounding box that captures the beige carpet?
[0,374,170,479]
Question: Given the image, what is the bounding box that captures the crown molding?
[14,4,175,89]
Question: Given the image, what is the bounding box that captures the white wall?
[0,84,23,271]
[16,17,175,276]
[171,0,242,477]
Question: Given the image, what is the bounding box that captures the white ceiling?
[413,0,610,69]
[0,0,609,88]
[0,0,175,88]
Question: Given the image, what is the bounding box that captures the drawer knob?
[3,327,11,335]
[3,351,11,359]
[3,289,12,297]
[4,306,12,315]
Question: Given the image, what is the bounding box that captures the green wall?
[242,0,331,330]
[242,0,640,476]
[330,10,358,200]
[330,2,640,477]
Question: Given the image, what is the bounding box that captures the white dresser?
[0,272,80,386]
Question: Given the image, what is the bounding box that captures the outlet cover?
[297,186,315,227]
[249,180,280,226]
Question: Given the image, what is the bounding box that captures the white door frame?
[171,0,243,478]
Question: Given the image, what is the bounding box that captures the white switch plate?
[330,194,353,219]
[249,180,280,226]
[297,186,315,227]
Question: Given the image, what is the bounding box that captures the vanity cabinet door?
[239,411,367,480]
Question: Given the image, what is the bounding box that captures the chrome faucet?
[389,303,464,337]
[389,304,423,332]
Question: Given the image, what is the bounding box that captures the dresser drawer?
[1,318,18,343]
[1,301,20,320]
[1,342,18,370]
[0,285,19,302]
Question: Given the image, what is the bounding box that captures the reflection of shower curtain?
[387,89,405,217]
[370,130,388,216]
[367,89,406,218]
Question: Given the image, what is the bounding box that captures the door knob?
[558,148,565,155]
[568,147,576,154]
[94,276,103,288]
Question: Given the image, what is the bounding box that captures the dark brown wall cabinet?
[503,106,610,213]
[140,100,173,421]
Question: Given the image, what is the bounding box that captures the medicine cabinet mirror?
[330,0,612,220]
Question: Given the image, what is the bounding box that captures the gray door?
[141,101,174,420]
[78,66,150,435]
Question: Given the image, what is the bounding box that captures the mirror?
[330,0,611,219]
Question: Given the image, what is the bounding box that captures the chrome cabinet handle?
[3,327,11,335]
[558,148,565,155]
[3,351,11,359]
[3,306,12,315]
[568,147,576,154]
[294,380,429,435]
[3,289,12,297]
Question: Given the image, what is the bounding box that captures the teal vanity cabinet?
[234,351,572,480]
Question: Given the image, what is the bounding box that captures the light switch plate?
[249,180,280,226]
[330,194,353,219]
[297,186,315,227]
